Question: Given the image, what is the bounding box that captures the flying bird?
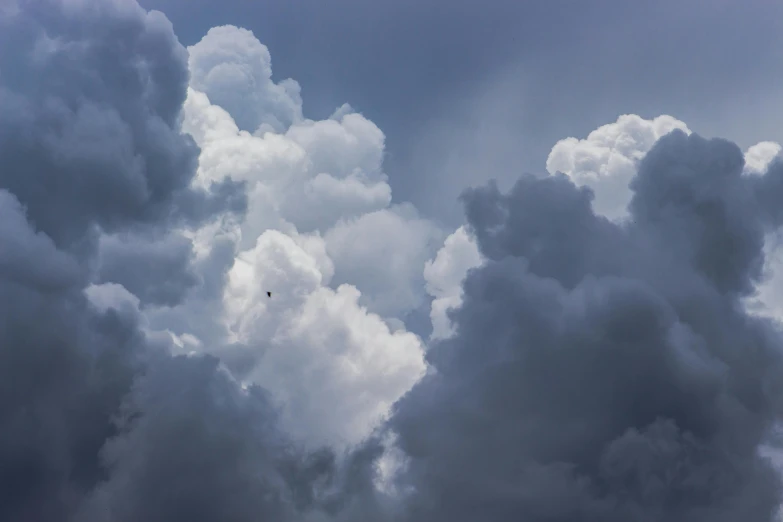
[267,291,272,298]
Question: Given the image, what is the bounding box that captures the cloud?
[0,189,85,293]
[381,130,783,521]
[217,229,426,449]
[325,204,443,319]
[0,2,359,520]
[181,87,393,241]
[546,114,692,221]
[423,225,483,341]
[545,114,783,330]
[745,142,782,176]
[0,2,200,518]
[0,2,245,253]
[96,232,199,307]
[547,114,783,225]
[188,25,303,133]
[11,2,783,521]
[77,355,326,522]
[138,24,435,450]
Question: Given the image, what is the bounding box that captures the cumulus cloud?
[0,189,84,292]
[182,86,393,241]
[77,355,334,522]
[383,130,783,522]
[0,2,366,520]
[222,231,425,447]
[745,141,782,176]
[547,114,783,224]
[423,226,483,340]
[188,25,303,133]
[546,114,691,221]
[545,114,783,329]
[11,1,783,521]
[96,232,199,307]
[214,220,426,450]
[0,0,209,518]
[138,24,435,450]
[0,3,245,253]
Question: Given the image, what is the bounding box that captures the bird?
[267,291,272,298]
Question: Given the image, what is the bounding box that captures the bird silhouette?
[266,291,272,298]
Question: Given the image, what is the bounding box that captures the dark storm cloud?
[0,0,245,252]
[76,355,335,522]
[0,190,84,293]
[0,189,146,521]
[96,233,198,307]
[0,2,339,521]
[384,131,783,521]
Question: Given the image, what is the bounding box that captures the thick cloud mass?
[0,2,353,521]
[0,0,245,252]
[77,355,328,522]
[546,114,692,221]
[220,230,425,448]
[188,25,303,134]
[548,114,783,224]
[386,131,783,521]
[158,25,431,450]
[96,232,199,307]
[6,2,783,521]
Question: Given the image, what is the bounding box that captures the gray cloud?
[0,195,145,520]
[0,0,244,252]
[7,1,783,521]
[0,189,84,293]
[77,355,332,522]
[0,2,338,521]
[383,131,783,521]
[96,232,198,307]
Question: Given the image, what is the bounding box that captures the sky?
[139,0,783,224]
[3,0,783,521]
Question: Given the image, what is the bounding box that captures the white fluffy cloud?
[135,25,438,449]
[423,226,483,341]
[188,25,303,133]
[547,114,782,222]
[546,114,691,221]
[222,230,425,448]
[183,87,394,246]
[746,234,783,319]
[744,141,782,176]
